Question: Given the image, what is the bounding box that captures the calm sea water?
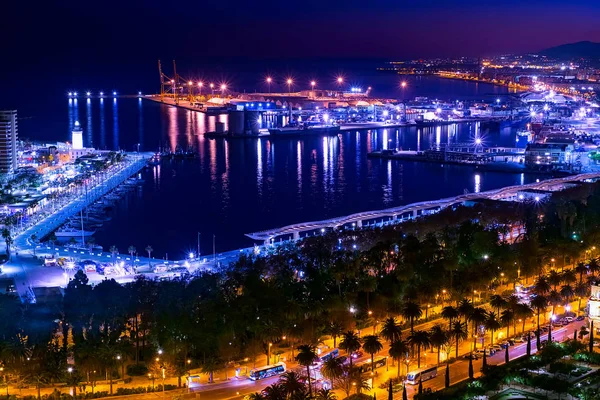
[11,74,540,257]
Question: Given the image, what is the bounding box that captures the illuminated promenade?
[246,172,600,244]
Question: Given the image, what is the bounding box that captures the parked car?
[565,316,574,323]
[463,353,480,360]
[490,344,502,352]
[576,316,585,321]
[514,336,526,343]
[507,339,515,346]
[499,342,510,349]
[476,348,493,356]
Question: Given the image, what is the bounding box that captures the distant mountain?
[539,41,600,60]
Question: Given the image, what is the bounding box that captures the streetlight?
[310,80,316,98]
[148,373,155,390]
[268,342,273,365]
[221,84,227,97]
[197,81,203,97]
[266,77,272,93]
[210,83,214,95]
[286,78,293,95]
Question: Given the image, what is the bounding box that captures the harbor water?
[11,76,544,257]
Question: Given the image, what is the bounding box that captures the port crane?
[158,60,194,104]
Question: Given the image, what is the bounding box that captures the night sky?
[1,0,600,95]
[4,0,600,63]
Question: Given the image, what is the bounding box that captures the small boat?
[55,227,96,238]
[269,124,340,137]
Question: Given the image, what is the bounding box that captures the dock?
[14,153,152,249]
[367,146,531,173]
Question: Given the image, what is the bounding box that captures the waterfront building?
[587,282,600,332]
[0,110,18,174]
[524,142,574,169]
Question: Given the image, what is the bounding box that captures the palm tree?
[263,383,286,400]
[547,290,563,316]
[548,270,562,290]
[401,301,422,334]
[408,330,431,368]
[441,306,459,330]
[429,325,448,366]
[1,228,12,256]
[339,331,362,368]
[145,245,153,264]
[530,295,548,346]
[380,317,402,345]
[315,388,337,400]
[200,357,222,384]
[362,335,383,371]
[575,262,588,284]
[279,371,304,398]
[128,245,136,259]
[457,298,474,324]
[561,269,577,285]
[450,321,468,358]
[500,309,515,339]
[515,303,534,334]
[321,358,344,389]
[560,284,575,306]
[534,276,551,295]
[389,340,409,378]
[324,321,344,348]
[247,393,265,400]
[109,245,119,264]
[485,312,502,346]
[295,345,317,397]
[575,281,589,315]
[489,295,508,315]
[589,258,600,278]
[469,307,488,350]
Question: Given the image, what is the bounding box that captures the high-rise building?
[0,110,18,174]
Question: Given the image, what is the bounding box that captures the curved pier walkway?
[246,172,600,244]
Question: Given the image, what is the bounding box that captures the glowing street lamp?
[221,84,227,96]
[337,76,344,89]
[266,77,272,93]
[401,81,407,89]
[210,83,215,95]
[197,81,203,96]
[286,78,293,95]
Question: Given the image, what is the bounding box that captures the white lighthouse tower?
[72,121,83,150]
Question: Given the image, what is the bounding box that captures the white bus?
[249,362,286,381]
[406,366,438,385]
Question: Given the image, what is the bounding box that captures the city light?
[436,107,442,113]
[86,92,91,97]
[189,252,194,259]
[475,138,482,145]
[266,77,272,83]
[311,80,316,88]
[100,91,104,96]
[188,81,192,86]
[113,91,117,96]
[198,82,203,87]
[337,77,343,84]
[401,81,407,88]
[221,84,227,91]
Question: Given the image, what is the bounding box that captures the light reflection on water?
[65,98,546,255]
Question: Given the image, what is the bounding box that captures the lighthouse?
[72,121,83,150]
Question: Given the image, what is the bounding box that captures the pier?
[368,146,527,173]
[245,172,600,244]
[14,153,152,249]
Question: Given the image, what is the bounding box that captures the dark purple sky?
[3,0,600,66]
